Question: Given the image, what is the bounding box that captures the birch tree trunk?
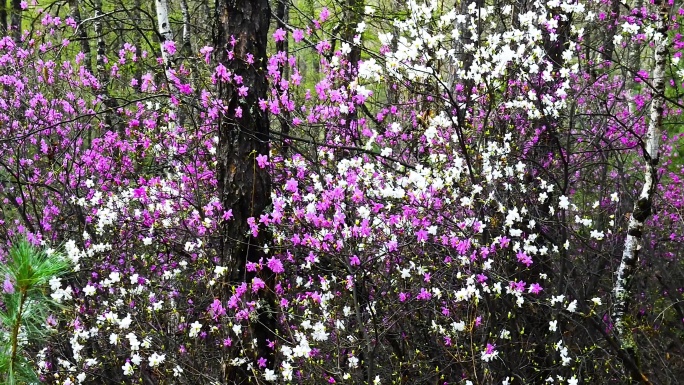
[132,0,142,91]
[94,0,107,83]
[155,0,181,128]
[93,0,118,135]
[179,0,191,56]
[612,3,668,382]
[154,0,173,71]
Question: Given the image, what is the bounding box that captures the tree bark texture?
[0,0,7,35]
[275,0,291,155]
[601,0,621,62]
[10,0,21,41]
[612,3,668,384]
[68,0,93,73]
[179,0,192,55]
[343,0,363,68]
[154,0,173,70]
[215,0,274,381]
[93,0,119,134]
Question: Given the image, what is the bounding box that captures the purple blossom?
[257,357,268,368]
[293,29,304,43]
[267,257,284,273]
[516,251,533,267]
[162,40,177,55]
[319,7,330,22]
[3,276,14,294]
[528,283,543,295]
[416,288,432,301]
[252,277,266,292]
[200,46,214,63]
[273,28,286,42]
[285,178,298,193]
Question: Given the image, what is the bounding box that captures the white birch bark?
[155,0,174,71]
[154,1,179,329]
[612,5,668,352]
[94,0,107,83]
[180,0,191,55]
[155,0,178,131]
[93,0,117,133]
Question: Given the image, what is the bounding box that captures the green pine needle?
[0,238,71,385]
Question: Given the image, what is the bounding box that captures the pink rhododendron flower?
[3,276,14,294]
[273,28,286,42]
[285,178,298,192]
[293,29,304,43]
[266,257,284,273]
[256,154,269,168]
[528,283,543,295]
[319,7,330,22]
[208,299,226,320]
[252,277,266,292]
[517,251,533,267]
[416,288,432,300]
[200,45,214,63]
[162,40,177,55]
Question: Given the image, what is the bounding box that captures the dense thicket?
[0,1,683,384]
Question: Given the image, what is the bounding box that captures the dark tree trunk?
[132,0,143,91]
[68,0,93,74]
[0,0,7,36]
[333,0,364,152]
[10,0,21,41]
[343,0,363,69]
[602,0,621,63]
[215,0,274,381]
[275,0,291,155]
